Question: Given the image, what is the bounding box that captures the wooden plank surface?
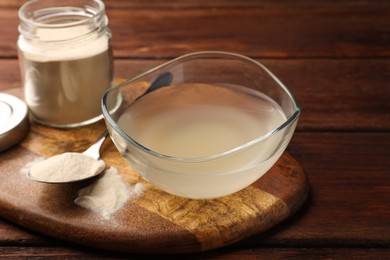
[1,5,390,58]
[4,1,390,8]
[263,132,390,247]
[0,246,390,259]
[0,0,389,258]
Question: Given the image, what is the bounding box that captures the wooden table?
[0,0,389,258]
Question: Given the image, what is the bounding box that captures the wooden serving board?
[0,91,308,254]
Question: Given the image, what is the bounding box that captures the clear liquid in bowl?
[116,83,287,198]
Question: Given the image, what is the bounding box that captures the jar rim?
[18,0,106,41]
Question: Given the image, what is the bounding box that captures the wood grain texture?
[0,246,389,259]
[109,6,390,59]
[261,132,390,247]
[0,121,307,254]
[1,5,390,58]
[3,0,390,8]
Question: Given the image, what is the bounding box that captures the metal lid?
[0,93,30,152]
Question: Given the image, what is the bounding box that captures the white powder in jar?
[19,27,113,126]
[75,167,144,219]
[29,152,106,183]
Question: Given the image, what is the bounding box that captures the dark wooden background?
[0,0,389,258]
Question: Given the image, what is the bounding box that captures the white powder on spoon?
[27,153,143,219]
[29,152,106,183]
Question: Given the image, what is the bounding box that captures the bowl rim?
[102,51,301,162]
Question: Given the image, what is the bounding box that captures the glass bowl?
[102,51,300,199]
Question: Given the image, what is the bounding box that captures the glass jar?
[17,0,113,128]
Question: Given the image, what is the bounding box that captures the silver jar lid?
[0,93,30,152]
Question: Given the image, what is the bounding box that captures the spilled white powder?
[26,153,143,219]
[75,167,144,220]
[29,152,106,183]
[21,158,44,176]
